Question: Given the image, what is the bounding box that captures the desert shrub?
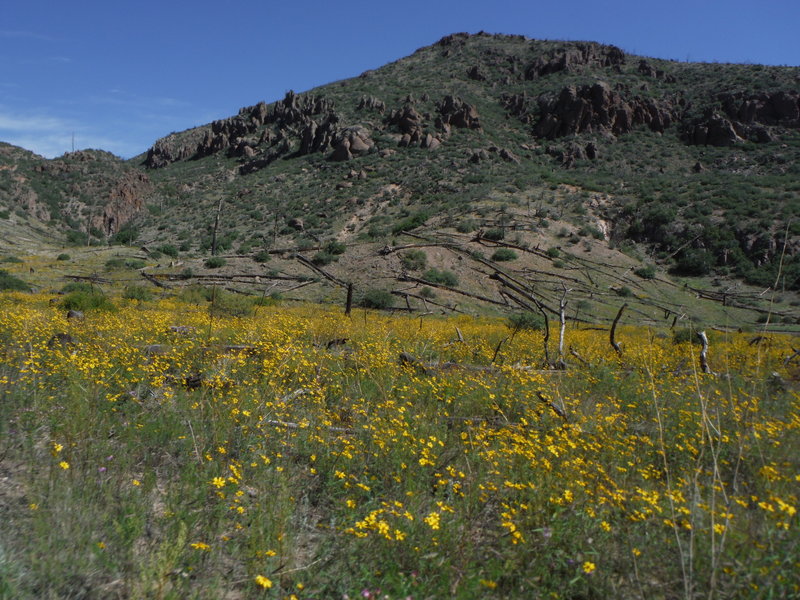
[311,251,335,266]
[178,285,214,304]
[507,311,545,331]
[419,286,436,299]
[110,225,139,245]
[672,249,712,276]
[324,240,347,255]
[157,244,179,258]
[60,291,115,312]
[423,269,458,287]
[358,288,395,309]
[392,211,429,234]
[1,256,22,263]
[483,228,504,241]
[0,270,29,292]
[211,291,254,318]
[66,229,89,246]
[456,219,477,233]
[673,328,701,345]
[546,247,561,258]
[616,286,634,297]
[61,282,94,294]
[105,258,145,270]
[123,286,154,302]
[401,250,427,271]
[252,250,271,263]
[56,253,71,261]
[634,265,656,279]
[491,248,518,261]
[204,256,227,269]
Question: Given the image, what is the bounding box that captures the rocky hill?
[2,33,799,326]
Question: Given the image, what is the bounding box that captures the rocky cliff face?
[93,171,153,235]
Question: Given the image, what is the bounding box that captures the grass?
[0,291,797,599]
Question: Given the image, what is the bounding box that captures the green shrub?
[483,228,505,241]
[456,219,477,233]
[616,286,634,297]
[422,269,458,287]
[157,244,179,258]
[491,248,518,262]
[359,288,395,309]
[60,291,115,312]
[392,211,429,235]
[507,311,545,331]
[61,282,94,294]
[1,256,22,263]
[56,253,71,261]
[123,286,154,302]
[211,291,254,318]
[673,329,701,345]
[672,249,712,276]
[205,256,227,269]
[110,225,139,245]
[105,258,145,270]
[546,247,561,258]
[252,250,271,263]
[324,240,347,255]
[419,286,436,299]
[401,250,427,271]
[0,270,30,292]
[65,229,89,246]
[311,251,335,266]
[634,265,656,279]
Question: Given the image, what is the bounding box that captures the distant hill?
[1,33,799,326]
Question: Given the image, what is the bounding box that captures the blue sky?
[2,0,798,159]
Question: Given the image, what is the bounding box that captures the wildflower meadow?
[0,291,797,599]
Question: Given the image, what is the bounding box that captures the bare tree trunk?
[610,303,627,356]
[345,282,354,317]
[697,331,714,374]
[557,286,569,369]
[211,197,224,256]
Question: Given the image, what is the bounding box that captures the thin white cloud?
[0,30,55,42]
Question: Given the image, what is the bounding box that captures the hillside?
[1,33,799,328]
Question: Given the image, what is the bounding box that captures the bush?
[422,269,458,287]
[65,229,88,246]
[61,282,94,294]
[359,288,395,309]
[105,258,145,270]
[311,251,335,266]
[491,248,518,262]
[672,249,712,276]
[507,311,545,331]
[401,250,427,271]
[419,286,436,299]
[60,291,115,312]
[456,219,477,233]
[157,244,179,258]
[0,270,30,291]
[211,291,254,318]
[1,256,22,263]
[673,329,701,345]
[392,211,429,235]
[110,225,139,245]
[634,265,656,279]
[205,256,227,269]
[252,250,271,263]
[546,247,561,258]
[483,228,505,241]
[56,253,71,261]
[324,240,347,255]
[123,286,154,302]
[616,286,634,297]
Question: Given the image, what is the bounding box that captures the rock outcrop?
[93,171,152,235]
[524,42,625,80]
[533,82,675,139]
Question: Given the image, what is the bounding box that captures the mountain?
[1,33,799,326]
